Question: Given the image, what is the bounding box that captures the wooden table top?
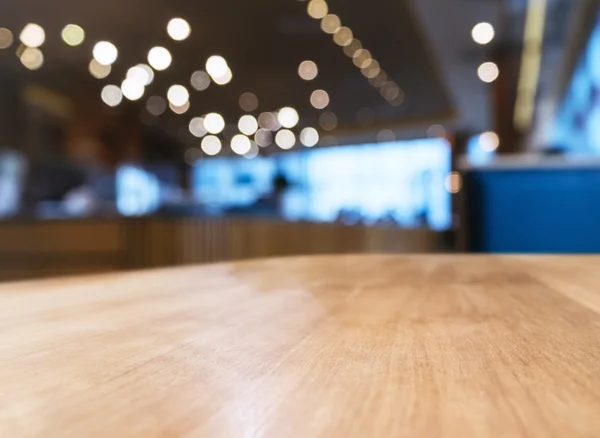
[1,255,600,437]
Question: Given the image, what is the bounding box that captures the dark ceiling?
[0,0,454,142]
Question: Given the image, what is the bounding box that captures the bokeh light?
[169,101,190,114]
[89,59,111,79]
[258,112,280,131]
[238,115,259,135]
[376,129,396,143]
[61,24,85,46]
[300,127,319,147]
[479,131,500,151]
[93,41,118,66]
[20,23,45,48]
[343,39,362,57]
[254,129,272,147]
[212,68,233,85]
[353,49,372,68]
[201,136,222,156]
[298,60,318,81]
[204,113,225,134]
[243,141,259,159]
[127,65,154,86]
[167,18,191,41]
[275,130,296,150]
[189,117,207,138]
[478,62,499,83]
[277,107,299,128]
[307,0,328,19]
[101,85,123,107]
[206,55,229,78]
[191,71,211,91]
[472,22,495,45]
[310,89,330,109]
[333,27,353,46]
[231,134,252,155]
[20,48,43,70]
[239,92,259,111]
[321,14,341,34]
[148,47,172,71]
[146,96,167,116]
[167,85,189,106]
[445,172,463,193]
[121,79,145,101]
[0,28,13,49]
[319,111,338,131]
[427,124,447,138]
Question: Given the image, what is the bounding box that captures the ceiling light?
[310,89,330,109]
[275,130,296,150]
[89,59,111,79]
[479,131,500,151]
[277,107,299,128]
[321,14,341,34]
[343,39,362,57]
[254,129,272,147]
[478,61,499,83]
[204,113,225,134]
[319,111,338,131]
[167,18,191,41]
[300,127,319,147]
[231,134,252,155]
[258,112,280,131]
[101,85,123,107]
[201,136,222,156]
[472,22,495,45]
[127,65,153,86]
[191,70,211,91]
[239,92,259,112]
[238,115,258,135]
[307,0,328,19]
[20,23,45,48]
[167,85,189,106]
[298,60,318,81]
[146,96,167,116]
[189,117,207,138]
[93,41,118,66]
[121,79,145,101]
[148,47,172,70]
[20,47,43,70]
[206,55,229,78]
[212,68,232,85]
[333,27,353,46]
[0,28,13,49]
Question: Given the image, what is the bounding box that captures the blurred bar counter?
[0,218,440,282]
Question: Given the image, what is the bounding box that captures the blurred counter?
[0,217,441,282]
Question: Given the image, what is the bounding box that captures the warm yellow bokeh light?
[343,39,362,57]
[445,172,463,194]
[307,0,328,19]
[0,28,13,49]
[298,60,318,81]
[333,27,353,46]
[169,101,190,114]
[353,49,372,69]
[93,41,118,66]
[61,24,85,46]
[89,59,111,79]
[212,68,232,85]
[310,90,330,109]
[321,14,341,34]
[148,47,172,71]
[20,47,44,70]
[206,55,229,79]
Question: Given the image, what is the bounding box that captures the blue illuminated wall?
[554,13,600,152]
[192,138,452,230]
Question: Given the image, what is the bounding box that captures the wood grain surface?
[0,254,599,437]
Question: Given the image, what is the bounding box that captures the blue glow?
[116,166,160,216]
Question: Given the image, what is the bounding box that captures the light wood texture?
[1,254,599,437]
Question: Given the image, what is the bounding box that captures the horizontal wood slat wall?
[0,218,440,281]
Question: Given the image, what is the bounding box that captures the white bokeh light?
[20,23,45,48]
[479,131,500,151]
[167,85,189,106]
[189,117,207,138]
[212,68,232,85]
[254,129,272,147]
[20,48,44,70]
[275,129,296,149]
[167,18,191,41]
[478,61,499,83]
[310,90,329,109]
[127,65,153,86]
[472,22,495,45]
[238,115,258,136]
[300,127,319,147]
[148,47,172,71]
[231,134,252,155]
[121,79,145,101]
[204,113,225,134]
[206,56,229,78]
[101,85,123,107]
[277,107,299,129]
[191,71,211,91]
[93,41,118,65]
[61,24,85,46]
[201,136,222,156]
[298,60,318,80]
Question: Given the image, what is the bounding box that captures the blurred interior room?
[0,0,598,281]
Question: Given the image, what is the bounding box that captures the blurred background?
[0,0,598,281]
